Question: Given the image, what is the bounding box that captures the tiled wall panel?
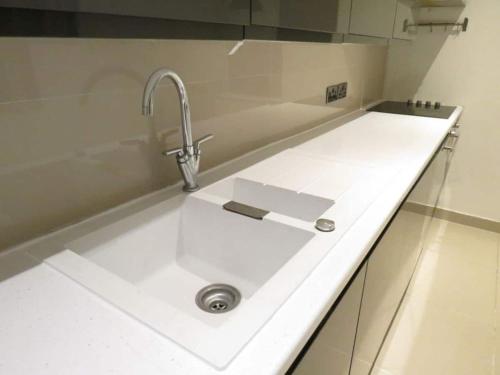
[0,38,387,250]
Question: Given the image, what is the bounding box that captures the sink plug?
[315,218,336,232]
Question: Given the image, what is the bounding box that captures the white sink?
[39,149,396,369]
[45,193,319,368]
[74,194,313,299]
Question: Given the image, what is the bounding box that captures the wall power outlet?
[326,82,348,103]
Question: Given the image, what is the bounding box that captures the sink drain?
[195,284,241,314]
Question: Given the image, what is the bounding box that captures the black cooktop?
[368,100,456,119]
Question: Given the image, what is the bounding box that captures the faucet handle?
[162,146,183,157]
[193,134,214,153]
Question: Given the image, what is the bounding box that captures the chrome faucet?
[142,68,213,192]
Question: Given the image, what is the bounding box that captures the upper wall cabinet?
[0,0,251,25]
[393,1,416,40]
[349,0,398,38]
[4,0,460,42]
[251,0,352,34]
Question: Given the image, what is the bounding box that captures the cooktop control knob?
[435,102,441,109]
[425,101,432,108]
[407,99,413,106]
[416,100,422,107]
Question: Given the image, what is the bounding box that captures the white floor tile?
[375,219,500,375]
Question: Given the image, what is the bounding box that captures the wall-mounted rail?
[403,17,468,32]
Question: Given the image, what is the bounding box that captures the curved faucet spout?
[142,68,193,154]
[142,68,214,192]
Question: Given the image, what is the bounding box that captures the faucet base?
[183,184,200,192]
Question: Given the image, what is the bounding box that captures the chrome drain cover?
[195,284,241,314]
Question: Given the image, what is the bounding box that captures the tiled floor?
[373,218,500,375]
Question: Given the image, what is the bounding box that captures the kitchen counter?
[0,106,462,375]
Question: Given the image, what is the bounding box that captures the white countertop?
[0,107,462,375]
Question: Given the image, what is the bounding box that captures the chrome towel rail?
[403,17,468,32]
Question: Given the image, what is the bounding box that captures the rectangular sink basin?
[203,177,334,222]
[45,194,317,368]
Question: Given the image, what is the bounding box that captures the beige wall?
[0,38,387,251]
[384,0,500,222]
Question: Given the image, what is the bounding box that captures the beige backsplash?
[0,38,387,251]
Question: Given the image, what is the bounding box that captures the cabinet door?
[408,144,453,211]
[0,0,251,25]
[350,147,449,375]
[350,208,427,374]
[291,264,367,375]
[349,0,397,38]
[392,1,416,40]
[252,0,352,33]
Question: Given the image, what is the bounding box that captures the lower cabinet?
[350,144,452,374]
[349,204,431,374]
[292,264,367,375]
[290,141,453,375]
